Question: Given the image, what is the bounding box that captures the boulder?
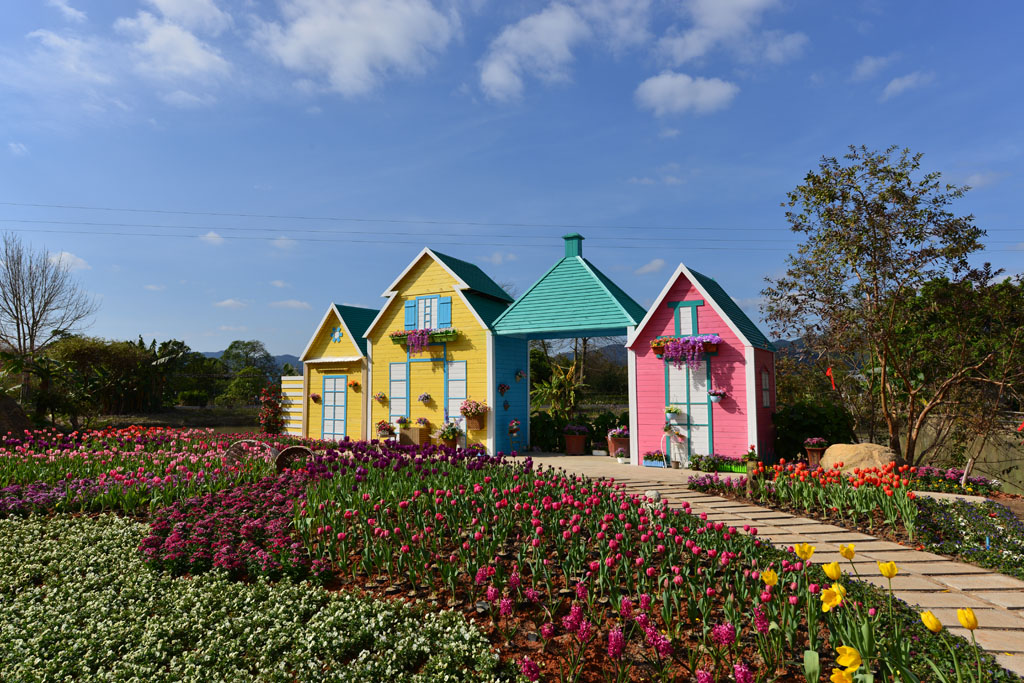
[0,395,31,435]
[820,443,898,473]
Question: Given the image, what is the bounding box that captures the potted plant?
[435,421,464,448]
[514,369,526,382]
[615,448,628,464]
[508,418,521,436]
[650,338,668,358]
[664,405,681,420]
[804,437,828,468]
[375,419,396,440]
[643,450,666,468]
[309,392,321,403]
[662,334,724,370]
[498,383,511,396]
[347,380,361,391]
[563,424,589,455]
[418,392,432,404]
[607,427,629,457]
[373,391,387,403]
[743,444,759,494]
[707,388,727,403]
[460,399,489,430]
[397,416,427,446]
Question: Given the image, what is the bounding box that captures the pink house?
[626,264,776,466]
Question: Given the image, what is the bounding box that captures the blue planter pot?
[643,461,666,468]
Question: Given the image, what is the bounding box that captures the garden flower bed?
[0,514,510,681]
[1,427,1020,681]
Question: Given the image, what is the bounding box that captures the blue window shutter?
[438,297,452,328]
[404,300,416,329]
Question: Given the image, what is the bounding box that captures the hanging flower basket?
[650,338,668,358]
[390,328,460,352]
[662,334,724,370]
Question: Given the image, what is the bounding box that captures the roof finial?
[563,233,584,257]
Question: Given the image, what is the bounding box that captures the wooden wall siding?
[633,275,751,459]
[280,376,304,436]
[492,334,529,454]
[305,311,363,360]
[368,257,490,443]
[307,362,364,440]
[494,257,635,334]
[754,348,776,456]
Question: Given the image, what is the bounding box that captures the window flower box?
[460,399,489,430]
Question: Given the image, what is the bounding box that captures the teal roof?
[431,250,514,302]
[334,304,378,355]
[687,268,775,351]
[493,255,646,337]
[463,292,512,329]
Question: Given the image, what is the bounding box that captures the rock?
[0,395,31,435]
[820,443,899,473]
[644,490,661,502]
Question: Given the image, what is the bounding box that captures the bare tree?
[0,233,98,360]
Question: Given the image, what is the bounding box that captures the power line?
[5,199,1021,233]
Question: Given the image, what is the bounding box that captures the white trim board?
[304,357,363,364]
[299,303,364,362]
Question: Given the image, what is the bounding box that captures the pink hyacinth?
[620,597,633,618]
[540,622,555,639]
[754,606,770,634]
[486,586,499,602]
[607,626,625,659]
[711,622,736,647]
[696,672,713,683]
[734,663,754,683]
[500,597,513,617]
[519,657,540,682]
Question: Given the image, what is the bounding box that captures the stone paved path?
[523,454,1024,676]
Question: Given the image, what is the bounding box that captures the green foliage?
[527,345,552,388]
[0,515,511,682]
[216,367,267,407]
[530,359,586,423]
[528,410,564,452]
[591,411,621,442]
[220,340,279,384]
[773,400,856,462]
[258,387,284,434]
[177,390,208,408]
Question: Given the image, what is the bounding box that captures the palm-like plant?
[530,360,586,422]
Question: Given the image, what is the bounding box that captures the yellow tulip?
[839,544,856,560]
[878,561,899,579]
[921,610,943,633]
[821,582,847,613]
[836,645,862,673]
[957,607,978,631]
[761,568,779,587]
[830,669,853,683]
[795,543,815,561]
[823,561,842,581]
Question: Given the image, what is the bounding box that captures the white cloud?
[143,0,232,35]
[964,171,1000,189]
[21,30,113,86]
[660,0,785,64]
[627,176,656,185]
[479,3,590,102]
[199,230,224,245]
[270,299,312,310]
[271,236,296,249]
[479,251,518,265]
[573,0,652,51]
[852,54,896,81]
[255,0,457,97]
[218,324,247,331]
[143,284,166,291]
[46,0,87,23]
[880,71,934,100]
[635,71,738,116]
[761,30,807,64]
[7,142,28,156]
[214,298,246,308]
[634,258,665,275]
[115,11,230,81]
[161,89,215,107]
[48,251,91,272]
[270,279,289,288]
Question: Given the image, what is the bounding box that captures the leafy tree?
[762,145,1009,465]
[220,340,278,383]
[217,367,266,407]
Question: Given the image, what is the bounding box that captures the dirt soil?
[97,407,259,430]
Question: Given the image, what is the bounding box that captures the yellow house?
[296,303,378,440]
[363,248,525,454]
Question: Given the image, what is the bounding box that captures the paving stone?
[763,534,813,544]
[858,550,951,563]
[905,562,991,576]
[904,592,995,609]
[947,628,1024,653]
[995,654,1024,677]
[785,524,848,534]
[974,592,1024,610]
[933,574,1024,592]
[769,517,818,526]
[837,540,906,552]
[928,608,1024,630]
[813,532,877,542]
[865,575,944,591]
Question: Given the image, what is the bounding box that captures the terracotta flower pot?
[441,438,457,449]
[805,446,826,469]
[465,414,485,431]
[703,342,718,353]
[607,436,630,457]
[564,434,587,455]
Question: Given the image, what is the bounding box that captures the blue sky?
[1,0,1021,355]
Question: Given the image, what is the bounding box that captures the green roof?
[431,250,514,302]
[687,268,775,351]
[462,292,512,330]
[334,304,378,355]
[493,255,646,337]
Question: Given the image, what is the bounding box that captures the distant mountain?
[201,350,302,372]
[593,343,628,365]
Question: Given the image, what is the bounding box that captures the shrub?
[773,400,855,462]
[177,390,208,408]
